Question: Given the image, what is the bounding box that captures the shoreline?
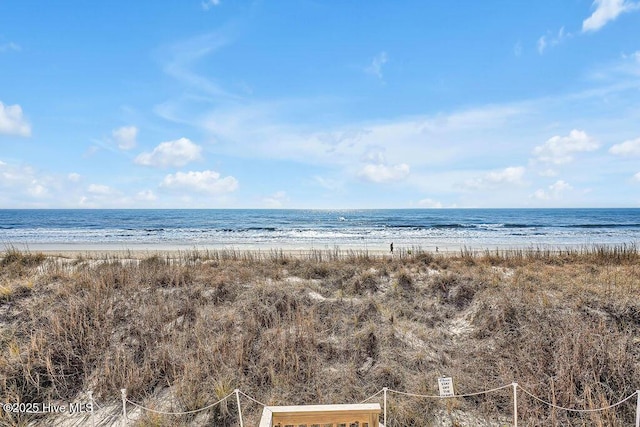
[3,241,637,259]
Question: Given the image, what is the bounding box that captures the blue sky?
[1,0,639,208]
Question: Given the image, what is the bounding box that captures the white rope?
[360,389,384,403]
[519,387,638,413]
[387,389,441,399]
[238,390,268,407]
[387,383,513,399]
[453,383,514,398]
[125,391,234,416]
[17,384,639,421]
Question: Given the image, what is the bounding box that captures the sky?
[1,0,639,209]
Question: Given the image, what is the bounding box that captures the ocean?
[0,208,639,251]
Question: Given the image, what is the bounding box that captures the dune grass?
[1,245,639,426]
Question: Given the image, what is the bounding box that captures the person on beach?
[390,242,393,253]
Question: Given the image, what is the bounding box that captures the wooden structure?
[258,403,383,427]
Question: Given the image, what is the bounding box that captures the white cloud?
[0,162,54,203]
[358,162,410,183]
[485,166,526,184]
[537,27,569,55]
[539,169,558,177]
[201,0,220,10]
[582,0,640,32]
[533,130,599,164]
[162,32,235,99]
[532,189,547,200]
[532,180,573,200]
[0,160,233,208]
[365,51,388,80]
[0,42,20,53]
[462,166,526,190]
[263,191,288,208]
[0,162,121,208]
[199,102,524,171]
[112,126,138,150]
[589,50,640,81]
[135,137,203,168]
[160,170,238,194]
[362,149,386,164]
[314,176,344,192]
[78,186,126,207]
[88,184,115,195]
[0,101,31,137]
[417,198,443,208]
[632,172,640,182]
[550,180,572,192]
[609,137,640,156]
[136,190,157,201]
[631,51,640,62]
[28,184,47,197]
[537,36,547,55]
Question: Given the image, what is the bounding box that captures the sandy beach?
[6,240,616,261]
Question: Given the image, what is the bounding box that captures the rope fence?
[386,382,513,399]
[12,384,640,426]
[237,390,268,408]
[123,390,235,416]
[519,386,638,413]
[359,388,384,403]
[376,384,640,427]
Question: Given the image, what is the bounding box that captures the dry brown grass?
[1,246,639,426]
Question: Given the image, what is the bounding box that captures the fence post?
[383,387,388,426]
[88,391,95,427]
[512,383,518,427]
[121,389,127,427]
[235,389,244,427]
[635,390,639,427]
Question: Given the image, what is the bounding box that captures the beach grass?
[1,245,639,426]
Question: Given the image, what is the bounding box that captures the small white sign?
[438,377,455,397]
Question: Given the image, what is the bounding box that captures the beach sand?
[6,240,595,260]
